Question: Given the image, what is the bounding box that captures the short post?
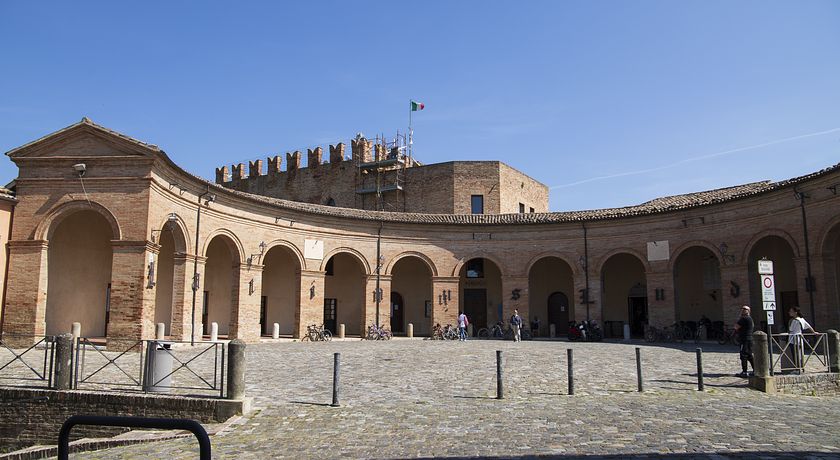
[53,333,73,390]
[210,322,218,342]
[623,324,631,341]
[155,323,166,340]
[338,324,345,339]
[549,323,556,338]
[226,339,246,400]
[70,322,81,345]
[467,323,474,338]
[331,352,341,407]
[753,331,770,378]
[567,348,574,395]
[635,347,643,392]
[826,329,839,373]
[407,323,414,338]
[272,323,280,340]
[496,350,504,399]
[696,348,704,391]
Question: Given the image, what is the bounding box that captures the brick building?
[1,118,839,344]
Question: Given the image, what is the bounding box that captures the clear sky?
[2,1,839,212]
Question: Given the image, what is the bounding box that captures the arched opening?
[748,235,797,332]
[203,236,238,337]
[821,223,840,326]
[260,245,301,337]
[391,256,433,336]
[46,210,114,337]
[153,229,177,336]
[601,253,647,338]
[528,257,574,337]
[673,246,723,333]
[323,253,366,336]
[459,258,503,335]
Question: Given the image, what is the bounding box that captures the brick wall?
[0,387,242,453]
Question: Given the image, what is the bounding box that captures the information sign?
[760,274,775,302]
[757,259,774,275]
[762,301,776,311]
[767,311,775,326]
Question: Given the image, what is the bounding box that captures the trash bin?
[143,341,173,393]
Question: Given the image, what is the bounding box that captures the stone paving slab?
[46,339,840,459]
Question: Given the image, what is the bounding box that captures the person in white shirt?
[788,306,817,374]
[458,312,469,341]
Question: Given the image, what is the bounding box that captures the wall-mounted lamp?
[204,194,216,205]
[248,241,268,265]
[274,217,295,226]
[718,242,736,264]
[439,289,451,305]
[150,213,179,243]
[578,255,587,271]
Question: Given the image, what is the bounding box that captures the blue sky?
[1,1,839,211]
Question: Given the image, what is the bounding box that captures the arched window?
[326,198,336,206]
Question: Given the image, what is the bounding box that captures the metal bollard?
[496,350,504,399]
[53,334,74,390]
[567,348,574,395]
[210,322,218,342]
[272,323,280,340]
[156,323,166,340]
[227,340,246,399]
[636,347,643,392]
[696,348,704,391]
[331,353,341,407]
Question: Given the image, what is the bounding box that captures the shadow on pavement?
[404,451,836,459]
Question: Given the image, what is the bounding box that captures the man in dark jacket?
[734,305,755,377]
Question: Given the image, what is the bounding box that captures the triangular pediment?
[6,118,162,160]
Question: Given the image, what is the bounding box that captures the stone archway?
[323,252,367,336]
[748,235,798,332]
[673,246,723,326]
[260,245,301,336]
[459,258,503,333]
[601,253,647,337]
[203,235,240,336]
[46,209,115,337]
[528,256,575,337]
[391,256,433,336]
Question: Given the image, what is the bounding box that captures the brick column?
[2,240,49,337]
[573,269,600,323]
[720,263,750,313]
[646,263,674,327]
[297,270,325,339]
[229,263,263,343]
[431,276,459,327]
[107,240,158,348]
[365,274,391,329]
[170,254,205,342]
[817,255,840,327]
[501,275,529,322]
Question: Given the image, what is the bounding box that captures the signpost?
[758,259,775,375]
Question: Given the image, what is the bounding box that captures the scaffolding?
[355,131,417,211]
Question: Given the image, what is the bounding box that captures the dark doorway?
[390,292,404,333]
[547,291,569,335]
[202,291,209,335]
[324,298,337,334]
[776,290,799,332]
[463,289,487,334]
[628,296,648,338]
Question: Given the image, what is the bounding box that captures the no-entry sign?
[761,274,775,302]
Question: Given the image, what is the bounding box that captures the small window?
[466,259,484,278]
[471,195,484,214]
[325,258,335,276]
[529,207,535,213]
[326,197,336,206]
[519,203,525,213]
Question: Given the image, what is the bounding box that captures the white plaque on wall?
[646,240,670,261]
[304,239,324,260]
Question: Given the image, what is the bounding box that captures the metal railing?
[74,338,145,390]
[770,332,830,374]
[0,333,56,388]
[58,415,210,460]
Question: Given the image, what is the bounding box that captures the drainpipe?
[794,187,816,325]
[190,188,212,346]
[375,223,382,327]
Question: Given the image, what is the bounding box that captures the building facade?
[1,118,839,345]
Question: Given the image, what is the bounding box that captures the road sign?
[763,301,776,311]
[760,274,775,302]
[758,259,774,275]
[766,311,775,325]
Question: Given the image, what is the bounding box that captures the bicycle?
[302,324,332,342]
[365,323,393,340]
[442,324,459,340]
[644,325,674,343]
[478,322,504,339]
[716,327,741,345]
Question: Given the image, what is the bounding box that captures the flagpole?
[408,100,413,162]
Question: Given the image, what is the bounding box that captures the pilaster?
[431,276,459,327]
[229,263,263,343]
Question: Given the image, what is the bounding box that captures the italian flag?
[411,100,425,111]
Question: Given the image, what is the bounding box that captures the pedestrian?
[510,309,523,342]
[787,306,817,374]
[733,305,754,377]
[458,311,469,341]
[531,316,541,337]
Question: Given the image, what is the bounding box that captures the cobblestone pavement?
[66,339,840,459]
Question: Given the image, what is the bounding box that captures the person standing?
[458,311,469,341]
[511,309,523,342]
[733,305,755,377]
[788,306,817,374]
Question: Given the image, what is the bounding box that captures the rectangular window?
[519,203,525,213]
[466,259,484,278]
[529,207,535,213]
[471,195,484,214]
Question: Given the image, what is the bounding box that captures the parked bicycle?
[716,326,741,345]
[365,323,393,340]
[644,324,675,343]
[302,324,332,342]
[477,321,505,339]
